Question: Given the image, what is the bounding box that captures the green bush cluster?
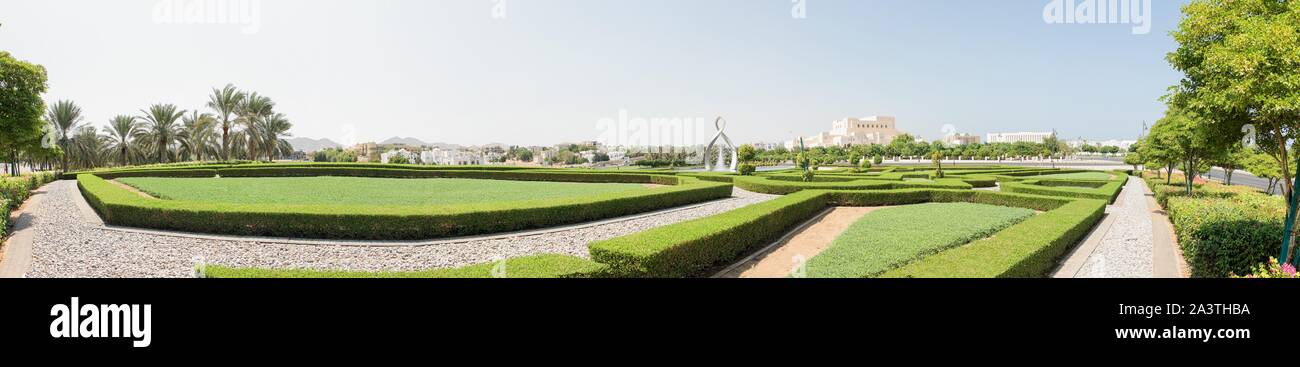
[1000,173,1127,203]
[205,254,608,278]
[732,175,972,195]
[78,168,731,240]
[806,203,1035,278]
[1146,174,1284,277]
[589,190,829,277]
[0,172,56,237]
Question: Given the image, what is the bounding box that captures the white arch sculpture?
[704,116,738,172]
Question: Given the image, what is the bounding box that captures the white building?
[420,148,485,166]
[608,151,627,161]
[987,132,1054,144]
[380,148,420,164]
[787,116,903,149]
[943,133,981,146]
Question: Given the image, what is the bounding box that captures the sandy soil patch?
[721,206,887,278]
[109,180,158,199]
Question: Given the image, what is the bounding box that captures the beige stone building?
[788,116,901,149]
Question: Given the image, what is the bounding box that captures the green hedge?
[1146,175,1284,277]
[588,190,829,277]
[0,199,8,237]
[588,188,1095,278]
[1000,174,1127,203]
[204,254,608,278]
[78,169,731,240]
[732,175,972,195]
[880,197,1106,278]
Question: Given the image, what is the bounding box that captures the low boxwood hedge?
[1000,173,1127,203]
[78,168,731,240]
[732,175,972,195]
[589,188,1101,278]
[203,254,608,278]
[879,197,1106,278]
[1145,174,1284,277]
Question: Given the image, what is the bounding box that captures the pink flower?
[1283,263,1298,277]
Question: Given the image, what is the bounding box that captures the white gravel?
[26,180,777,278]
[1075,177,1153,278]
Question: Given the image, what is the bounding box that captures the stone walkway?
[10,180,777,278]
[1057,177,1181,278]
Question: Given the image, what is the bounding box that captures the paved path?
[7,180,777,278]
[1055,177,1182,278]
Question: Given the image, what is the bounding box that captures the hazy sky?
[1,0,1187,146]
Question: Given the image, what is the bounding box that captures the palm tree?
[258,113,293,161]
[237,93,275,160]
[70,126,109,169]
[46,100,84,172]
[207,84,246,162]
[103,115,141,167]
[138,104,186,164]
[179,111,216,162]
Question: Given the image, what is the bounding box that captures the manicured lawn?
[805,202,1035,278]
[117,176,654,207]
[1034,171,1113,180]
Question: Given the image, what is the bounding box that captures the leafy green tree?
[737,144,757,164]
[0,51,48,176]
[1215,144,1251,185]
[1167,0,1300,260]
[1244,150,1284,195]
[387,153,410,164]
[1123,150,1143,172]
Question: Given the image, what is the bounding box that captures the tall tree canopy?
[0,51,49,174]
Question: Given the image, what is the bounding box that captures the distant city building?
[986,132,1054,144]
[380,148,419,164]
[608,151,627,161]
[1069,139,1138,151]
[943,133,981,146]
[420,148,485,165]
[787,116,902,149]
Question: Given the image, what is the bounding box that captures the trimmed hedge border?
[205,254,609,278]
[1000,173,1127,204]
[731,175,973,195]
[1,172,57,238]
[588,189,1104,278]
[77,167,732,240]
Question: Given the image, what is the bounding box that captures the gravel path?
[26,180,777,278]
[1074,178,1153,278]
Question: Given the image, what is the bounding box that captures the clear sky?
[0,0,1187,146]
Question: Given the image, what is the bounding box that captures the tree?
[138,104,186,163]
[46,100,84,172]
[258,113,293,161]
[207,84,246,161]
[1244,150,1283,195]
[387,153,410,164]
[1167,0,1300,260]
[737,144,757,164]
[1123,149,1143,172]
[0,51,48,176]
[103,115,140,166]
[1215,144,1250,186]
[178,111,216,162]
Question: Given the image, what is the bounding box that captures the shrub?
[1167,194,1283,277]
[738,163,756,176]
[204,254,608,278]
[589,190,829,277]
[1000,174,1126,204]
[880,197,1106,278]
[1233,258,1299,279]
[0,199,8,237]
[78,169,732,240]
[806,203,1035,278]
[873,155,883,165]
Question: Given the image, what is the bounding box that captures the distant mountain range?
[286,137,342,153]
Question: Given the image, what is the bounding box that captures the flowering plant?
[1235,258,1299,279]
